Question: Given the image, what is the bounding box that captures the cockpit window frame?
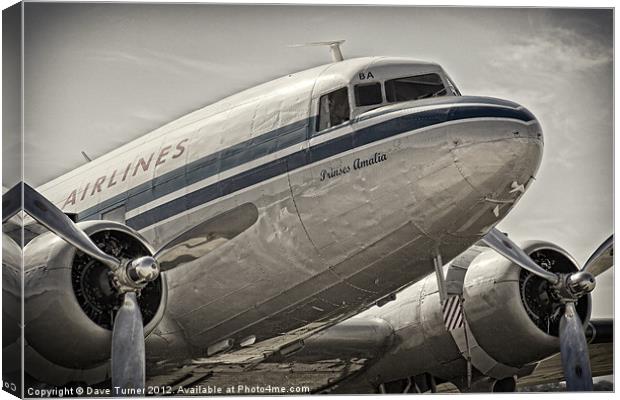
[384,73,449,103]
[316,86,352,134]
[445,75,462,96]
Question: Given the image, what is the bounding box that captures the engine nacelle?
[462,240,590,367]
[363,240,590,389]
[23,221,167,385]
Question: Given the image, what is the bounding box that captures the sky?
[7,4,614,317]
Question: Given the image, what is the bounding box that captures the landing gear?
[433,252,447,304]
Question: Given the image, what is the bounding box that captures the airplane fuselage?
[33,57,543,362]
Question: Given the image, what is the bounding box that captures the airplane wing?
[516,342,613,389]
[516,319,613,389]
[145,318,394,394]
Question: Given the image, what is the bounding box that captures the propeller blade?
[482,228,559,284]
[559,302,593,391]
[111,292,145,393]
[22,183,119,269]
[582,235,613,277]
[2,183,22,224]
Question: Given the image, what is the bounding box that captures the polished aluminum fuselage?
[33,57,543,363]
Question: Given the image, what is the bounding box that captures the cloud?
[84,48,227,76]
[489,26,611,75]
[478,22,612,171]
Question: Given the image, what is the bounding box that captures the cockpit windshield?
[385,73,448,102]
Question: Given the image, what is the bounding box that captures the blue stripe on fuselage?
[78,104,534,230]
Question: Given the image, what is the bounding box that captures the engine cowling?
[362,240,590,389]
[463,241,590,367]
[23,221,167,384]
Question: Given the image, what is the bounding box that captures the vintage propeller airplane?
[2,42,613,395]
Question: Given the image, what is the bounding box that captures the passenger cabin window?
[355,83,383,106]
[317,87,350,132]
[385,73,447,103]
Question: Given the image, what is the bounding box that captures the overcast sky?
[11,4,614,317]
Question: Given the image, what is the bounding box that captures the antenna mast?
[288,40,346,62]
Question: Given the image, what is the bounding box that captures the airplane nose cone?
[447,103,544,199]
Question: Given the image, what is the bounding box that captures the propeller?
[482,228,613,391]
[17,183,259,392]
[23,183,121,269]
[2,183,22,224]
[111,292,145,392]
[20,183,160,392]
[582,235,614,277]
[559,302,593,391]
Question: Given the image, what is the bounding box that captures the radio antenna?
[288,40,346,62]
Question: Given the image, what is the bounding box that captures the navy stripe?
[79,101,530,221]
[78,118,311,220]
[355,95,525,123]
[123,105,534,230]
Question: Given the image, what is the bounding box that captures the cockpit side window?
[385,73,447,103]
[317,87,350,132]
[354,83,383,107]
